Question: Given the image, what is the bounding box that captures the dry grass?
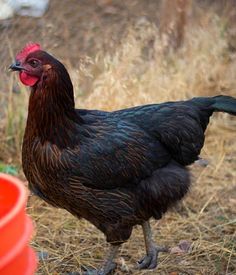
[0,4,236,275]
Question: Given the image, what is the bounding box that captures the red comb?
[16,43,41,60]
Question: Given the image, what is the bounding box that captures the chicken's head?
[9,43,52,87]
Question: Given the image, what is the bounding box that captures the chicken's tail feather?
[212,95,236,115]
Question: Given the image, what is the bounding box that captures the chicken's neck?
[26,73,82,148]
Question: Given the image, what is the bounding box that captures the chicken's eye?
[28,59,39,68]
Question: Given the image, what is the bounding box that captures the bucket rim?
[0,173,27,229]
[0,215,33,268]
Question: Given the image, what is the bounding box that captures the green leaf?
[0,162,18,175]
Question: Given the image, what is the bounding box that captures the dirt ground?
[0,1,236,275]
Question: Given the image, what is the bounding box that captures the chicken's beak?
[9,61,24,72]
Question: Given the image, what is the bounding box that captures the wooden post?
[224,0,236,51]
[159,0,191,53]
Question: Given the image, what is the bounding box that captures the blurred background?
[0,0,235,274]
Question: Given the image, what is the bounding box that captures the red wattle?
[19,72,39,87]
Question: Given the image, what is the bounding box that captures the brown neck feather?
[25,64,82,148]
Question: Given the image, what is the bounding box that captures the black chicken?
[10,43,236,274]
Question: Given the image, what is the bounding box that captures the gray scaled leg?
[83,244,120,275]
[138,220,168,270]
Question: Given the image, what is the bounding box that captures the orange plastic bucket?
[0,173,37,275]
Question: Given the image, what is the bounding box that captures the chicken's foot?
[138,221,168,270]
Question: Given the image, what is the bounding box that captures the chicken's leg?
[100,244,119,274]
[138,221,168,269]
[84,244,119,275]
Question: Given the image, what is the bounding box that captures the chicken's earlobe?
[43,64,52,71]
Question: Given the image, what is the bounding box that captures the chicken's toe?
[137,248,158,269]
[138,245,168,270]
[83,262,116,275]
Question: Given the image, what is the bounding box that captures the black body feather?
[21,51,236,244]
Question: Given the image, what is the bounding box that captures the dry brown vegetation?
[0,1,236,274]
